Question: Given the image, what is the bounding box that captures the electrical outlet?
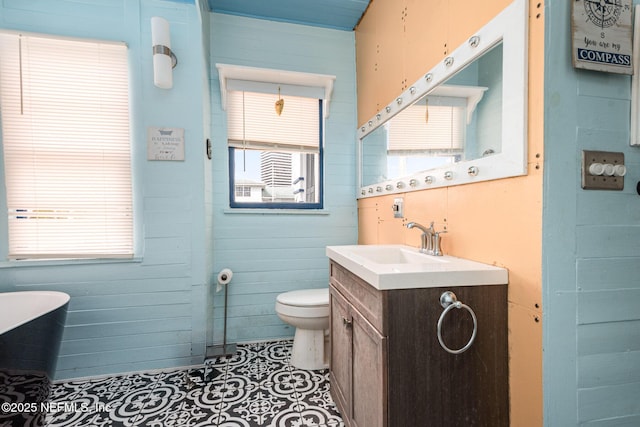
[392,197,404,218]
[581,150,626,191]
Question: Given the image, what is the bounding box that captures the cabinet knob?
[342,317,352,328]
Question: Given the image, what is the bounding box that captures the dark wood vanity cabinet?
[329,261,509,427]
[331,284,387,427]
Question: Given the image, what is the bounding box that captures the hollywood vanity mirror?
[357,0,528,197]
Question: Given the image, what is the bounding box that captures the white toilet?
[275,288,330,370]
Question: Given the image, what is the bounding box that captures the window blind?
[387,97,465,154]
[226,90,320,153]
[0,32,133,259]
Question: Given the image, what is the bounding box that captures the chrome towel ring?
[437,291,477,354]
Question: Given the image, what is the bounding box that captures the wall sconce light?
[151,16,177,89]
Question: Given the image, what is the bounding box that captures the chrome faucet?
[406,221,446,256]
[406,221,434,254]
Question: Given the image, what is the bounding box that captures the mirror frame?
[357,0,528,198]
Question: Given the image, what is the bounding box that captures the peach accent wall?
[356,2,545,426]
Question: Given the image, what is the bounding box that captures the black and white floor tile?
[44,340,343,427]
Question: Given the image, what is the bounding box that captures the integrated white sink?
[326,244,508,290]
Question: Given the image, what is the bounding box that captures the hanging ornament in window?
[275,86,284,116]
[424,98,429,124]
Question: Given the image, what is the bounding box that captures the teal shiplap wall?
[543,0,640,425]
[0,0,356,379]
[207,14,358,344]
[0,0,211,379]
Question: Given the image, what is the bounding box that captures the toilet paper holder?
[206,268,237,359]
[216,268,233,291]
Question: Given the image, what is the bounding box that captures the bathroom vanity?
[326,245,509,427]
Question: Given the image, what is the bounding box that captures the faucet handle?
[431,221,447,233]
[433,230,446,256]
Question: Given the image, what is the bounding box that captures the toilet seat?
[276,289,329,318]
[276,289,328,306]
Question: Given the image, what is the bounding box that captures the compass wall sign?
[572,0,633,74]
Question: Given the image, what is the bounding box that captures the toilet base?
[290,328,328,370]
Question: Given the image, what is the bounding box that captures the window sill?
[223,208,330,216]
[0,257,143,269]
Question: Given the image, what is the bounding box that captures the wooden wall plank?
[578,382,640,424]
[577,258,640,292]
[578,289,640,325]
[576,225,640,258]
[56,343,193,370]
[61,331,192,354]
[62,318,192,340]
[577,321,640,357]
[579,351,640,388]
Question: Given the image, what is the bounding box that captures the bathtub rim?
[0,291,70,335]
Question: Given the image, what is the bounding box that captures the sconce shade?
[151,16,174,89]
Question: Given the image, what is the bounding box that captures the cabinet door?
[330,286,352,417]
[351,307,387,427]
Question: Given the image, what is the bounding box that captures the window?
[235,186,251,198]
[387,96,466,155]
[0,32,133,259]
[227,90,323,209]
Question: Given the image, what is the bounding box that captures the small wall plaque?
[572,0,633,75]
[147,127,185,161]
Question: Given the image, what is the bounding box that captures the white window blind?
[387,97,465,154]
[226,90,320,153]
[0,32,133,259]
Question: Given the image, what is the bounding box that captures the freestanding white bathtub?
[0,291,69,426]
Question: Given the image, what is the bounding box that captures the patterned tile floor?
[45,340,344,427]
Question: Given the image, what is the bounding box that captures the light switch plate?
[581,150,625,191]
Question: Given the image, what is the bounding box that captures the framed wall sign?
[147,127,185,161]
[571,0,633,75]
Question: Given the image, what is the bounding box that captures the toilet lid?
[276,289,329,307]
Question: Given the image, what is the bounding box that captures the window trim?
[216,63,336,119]
[228,100,324,210]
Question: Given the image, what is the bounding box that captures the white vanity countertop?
[326,244,508,291]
